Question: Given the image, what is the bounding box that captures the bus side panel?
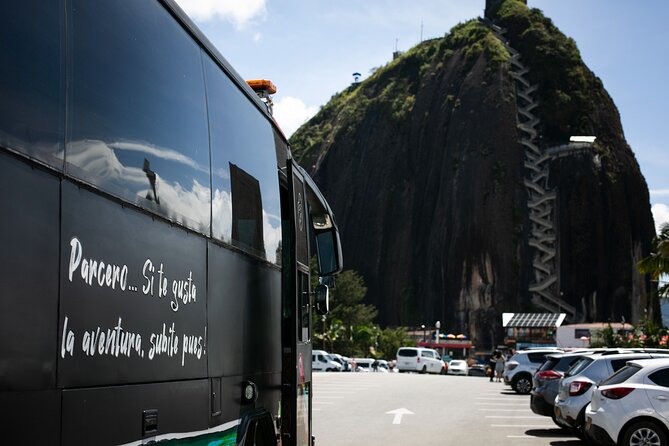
[207,242,282,379]
[0,390,61,442]
[61,379,209,445]
[58,181,208,387]
[0,153,60,390]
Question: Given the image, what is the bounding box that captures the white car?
[555,352,669,438]
[351,358,375,372]
[312,350,342,372]
[396,347,446,374]
[376,359,391,373]
[503,348,563,394]
[447,360,469,376]
[586,358,669,446]
[330,353,351,371]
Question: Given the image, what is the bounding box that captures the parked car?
[352,358,375,372]
[555,351,669,439]
[531,351,594,422]
[330,353,351,371]
[504,348,564,394]
[447,360,469,376]
[376,359,391,372]
[468,363,488,377]
[396,347,446,374]
[585,358,669,446]
[530,349,644,422]
[312,350,343,372]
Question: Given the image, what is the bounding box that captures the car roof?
[587,352,669,362]
[627,358,669,370]
[516,348,563,354]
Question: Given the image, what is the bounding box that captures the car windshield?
[565,357,593,377]
[556,356,585,372]
[600,364,642,385]
[325,354,334,361]
[398,349,417,357]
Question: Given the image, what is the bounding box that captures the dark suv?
[531,351,591,421]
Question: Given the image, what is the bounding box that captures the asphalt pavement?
[312,371,583,446]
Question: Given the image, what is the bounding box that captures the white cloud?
[273,96,318,138]
[174,0,266,28]
[253,32,262,42]
[652,203,669,234]
[650,189,669,197]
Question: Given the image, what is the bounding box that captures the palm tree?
[638,223,669,299]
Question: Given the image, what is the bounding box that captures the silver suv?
[503,348,563,394]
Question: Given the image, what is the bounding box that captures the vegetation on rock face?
[496,0,616,148]
[290,20,508,168]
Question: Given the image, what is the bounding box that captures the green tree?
[376,327,415,358]
[638,223,669,299]
[311,266,379,356]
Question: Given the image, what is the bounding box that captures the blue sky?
[175,0,669,231]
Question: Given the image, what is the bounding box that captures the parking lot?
[313,372,582,446]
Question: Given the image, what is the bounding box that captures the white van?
[312,350,343,372]
[396,347,445,374]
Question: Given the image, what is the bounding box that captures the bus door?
[282,161,312,446]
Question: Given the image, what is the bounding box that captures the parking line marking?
[314,392,354,394]
[491,424,555,428]
[485,416,545,418]
[475,403,528,406]
[478,409,531,412]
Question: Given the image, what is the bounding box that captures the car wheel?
[420,365,427,374]
[551,414,569,431]
[622,421,667,446]
[512,374,532,394]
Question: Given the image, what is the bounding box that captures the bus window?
[66,0,211,234]
[0,0,64,169]
[230,163,264,255]
[203,57,282,264]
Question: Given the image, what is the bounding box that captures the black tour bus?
[0,0,342,445]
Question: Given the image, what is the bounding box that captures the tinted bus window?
[67,0,211,234]
[0,0,64,169]
[203,58,281,263]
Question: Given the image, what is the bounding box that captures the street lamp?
[435,321,441,344]
[421,324,426,342]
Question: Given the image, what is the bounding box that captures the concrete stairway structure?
[482,20,578,321]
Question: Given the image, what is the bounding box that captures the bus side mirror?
[315,229,342,276]
[315,284,329,316]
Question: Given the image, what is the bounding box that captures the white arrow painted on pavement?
[386,408,414,425]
